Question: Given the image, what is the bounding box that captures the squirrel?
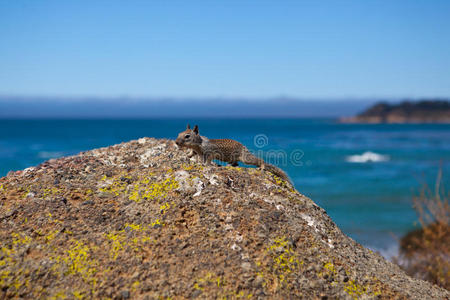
[175,124,292,184]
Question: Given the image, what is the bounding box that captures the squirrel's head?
[175,124,201,148]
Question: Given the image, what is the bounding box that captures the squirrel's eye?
[185,134,190,138]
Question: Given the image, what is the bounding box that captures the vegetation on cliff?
[0,138,448,299]
[396,171,450,290]
[341,100,450,123]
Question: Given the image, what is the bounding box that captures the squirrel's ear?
[186,124,191,129]
[193,125,199,134]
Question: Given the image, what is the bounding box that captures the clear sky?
[0,0,449,99]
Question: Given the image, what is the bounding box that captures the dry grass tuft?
[396,169,450,290]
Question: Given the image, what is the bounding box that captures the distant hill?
[341,100,450,123]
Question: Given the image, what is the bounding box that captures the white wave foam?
[346,151,389,163]
[37,151,65,159]
[368,243,399,261]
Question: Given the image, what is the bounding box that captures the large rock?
[0,138,448,299]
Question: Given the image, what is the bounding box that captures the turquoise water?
[1,119,449,258]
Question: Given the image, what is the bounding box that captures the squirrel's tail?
[240,148,292,185]
[263,163,292,185]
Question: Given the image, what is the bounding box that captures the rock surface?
[0,138,448,299]
[341,100,450,123]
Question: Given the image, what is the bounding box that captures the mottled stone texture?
[0,138,448,299]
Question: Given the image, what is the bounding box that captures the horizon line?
[1,94,448,102]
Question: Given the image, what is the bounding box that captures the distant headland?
[341,100,450,123]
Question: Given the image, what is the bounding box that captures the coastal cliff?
[341,100,450,123]
[0,138,448,299]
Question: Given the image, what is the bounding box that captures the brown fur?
[175,124,291,184]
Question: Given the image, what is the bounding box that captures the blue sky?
[0,0,449,99]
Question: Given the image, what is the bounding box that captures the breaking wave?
[346,151,389,163]
[368,243,399,261]
[37,151,65,159]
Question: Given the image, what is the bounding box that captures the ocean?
[1,119,449,259]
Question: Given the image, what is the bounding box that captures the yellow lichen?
[99,173,178,203]
[159,202,171,214]
[99,176,128,196]
[273,175,284,186]
[11,232,32,246]
[43,187,62,198]
[125,223,141,231]
[45,230,59,242]
[319,262,381,299]
[54,240,99,287]
[266,236,300,286]
[49,290,67,299]
[140,177,179,202]
[323,262,336,274]
[152,218,165,227]
[193,272,227,293]
[344,280,367,299]
[0,233,34,294]
[106,231,125,260]
[193,272,252,299]
[131,280,140,292]
[105,222,157,260]
[73,291,85,299]
[182,164,200,171]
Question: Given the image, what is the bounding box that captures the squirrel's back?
[209,139,243,151]
[175,124,292,184]
[206,139,244,164]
